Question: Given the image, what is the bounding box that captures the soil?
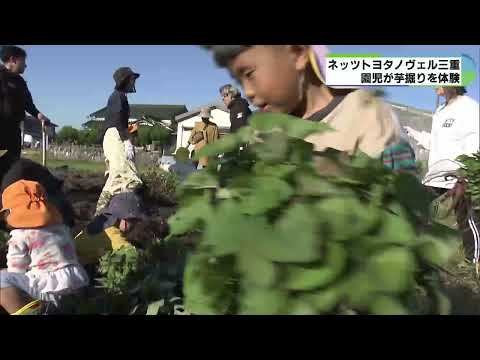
[51,168,178,235]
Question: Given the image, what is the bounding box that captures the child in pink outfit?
[0,180,89,315]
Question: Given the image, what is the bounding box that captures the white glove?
[403,126,419,139]
[124,140,135,161]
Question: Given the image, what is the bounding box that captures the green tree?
[150,125,170,145]
[78,127,100,145]
[133,124,171,147]
[56,126,80,144]
[83,121,103,131]
[137,126,152,147]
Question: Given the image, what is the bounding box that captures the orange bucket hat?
[0,180,64,229]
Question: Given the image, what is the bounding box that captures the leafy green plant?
[140,167,180,204]
[169,112,457,315]
[92,240,188,315]
[457,152,480,208]
[97,245,144,295]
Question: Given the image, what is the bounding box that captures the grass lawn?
[22,149,153,174]
[22,150,106,174]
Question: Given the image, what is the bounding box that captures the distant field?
[22,149,430,178]
[22,150,105,174]
[22,150,153,174]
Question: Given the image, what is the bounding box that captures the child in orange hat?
[0,180,89,315]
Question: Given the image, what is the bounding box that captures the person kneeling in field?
[0,180,89,315]
[203,45,417,175]
[74,192,147,269]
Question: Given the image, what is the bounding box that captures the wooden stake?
[42,120,46,167]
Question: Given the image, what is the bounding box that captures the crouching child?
[0,180,89,315]
[74,192,147,269]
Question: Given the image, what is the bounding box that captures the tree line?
[55,124,171,147]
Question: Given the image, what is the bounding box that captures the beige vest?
[304,89,400,158]
[189,121,220,166]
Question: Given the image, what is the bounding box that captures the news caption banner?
[325,54,477,87]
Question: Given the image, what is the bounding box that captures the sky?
[20,45,480,129]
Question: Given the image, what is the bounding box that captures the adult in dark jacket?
[101,67,139,144]
[0,46,51,178]
[219,84,251,133]
[95,67,143,215]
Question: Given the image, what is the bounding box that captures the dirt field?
[49,167,176,232]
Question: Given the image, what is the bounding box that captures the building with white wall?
[84,104,188,129]
[173,102,230,152]
[21,115,58,147]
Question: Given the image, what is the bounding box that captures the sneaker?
[168,297,190,315]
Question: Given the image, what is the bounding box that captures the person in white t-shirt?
[405,86,479,190]
[405,86,480,265]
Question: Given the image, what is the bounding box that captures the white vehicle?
[23,134,33,144]
[22,134,34,148]
[158,155,176,172]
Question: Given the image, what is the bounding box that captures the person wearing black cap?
[96,67,143,215]
[0,46,51,179]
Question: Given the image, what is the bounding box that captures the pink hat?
[309,45,358,89]
[309,45,330,84]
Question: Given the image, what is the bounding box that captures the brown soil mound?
[51,169,177,235]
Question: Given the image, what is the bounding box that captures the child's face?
[119,218,140,234]
[227,45,310,115]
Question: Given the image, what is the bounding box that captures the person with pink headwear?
[202,45,417,174]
